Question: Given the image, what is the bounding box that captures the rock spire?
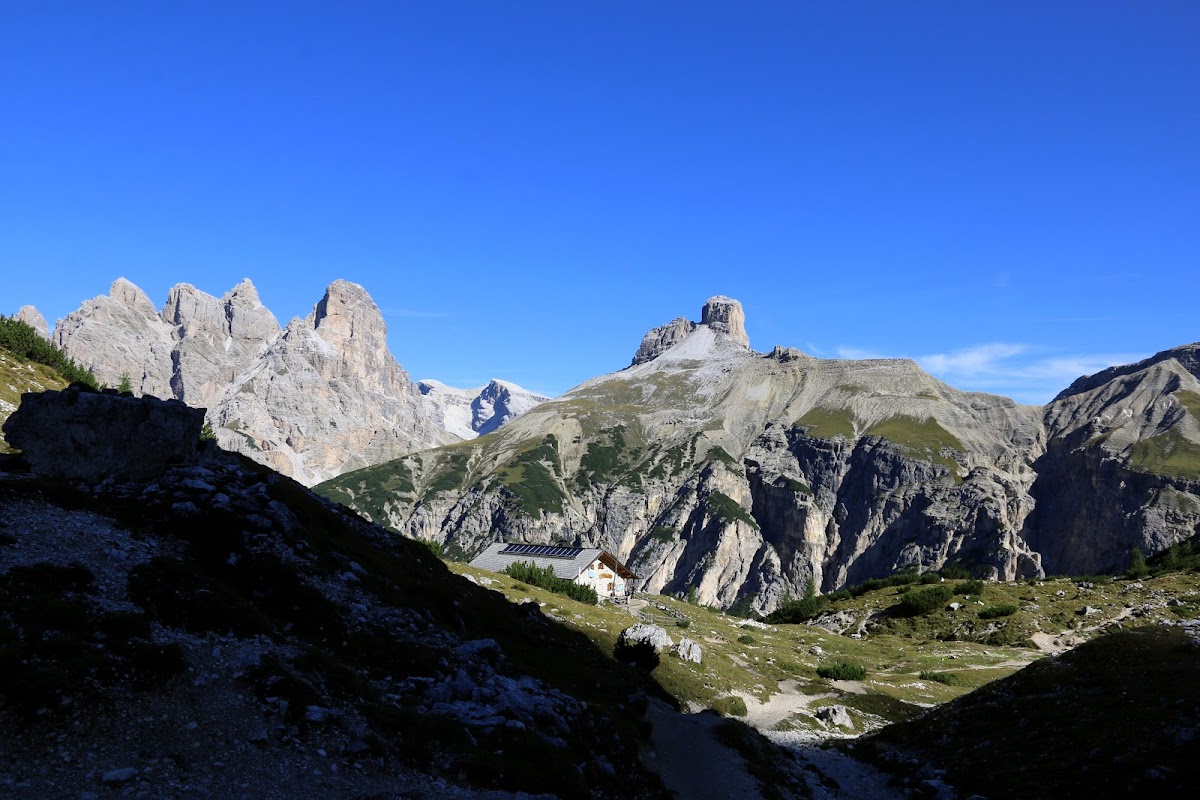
[631,296,750,365]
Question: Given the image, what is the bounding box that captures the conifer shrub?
[978,604,1019,619]
[0,315,98,388]
[766,580,829,623]
[919,572,943,585]
[938,563,972,580]
[503,561,599,605]
[919,670,958,685]
[1125,547,1150,579]
[954,579,986,595]
[613,638,659,671]
[896,585,954,616]
[817,660,867,681]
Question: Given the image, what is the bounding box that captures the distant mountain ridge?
[17,278,547,485]
[417,379,550,440]
[320,296,1200,612]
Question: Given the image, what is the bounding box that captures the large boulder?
[672,636,702,664]
[2,385,205,484]
[816,704,854,729]
[616,623,674,653]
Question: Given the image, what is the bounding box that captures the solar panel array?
[498,543,585,559]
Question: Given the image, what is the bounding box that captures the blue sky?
[3,2,1197,404]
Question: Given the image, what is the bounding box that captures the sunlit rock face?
[48,278,467,485]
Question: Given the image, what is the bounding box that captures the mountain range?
[14,279,547,486]
[320,296,1200,613]
[13,283,1200,613]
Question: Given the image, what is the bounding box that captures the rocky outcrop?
[672,637,702,663]
[322,296,1053,613]
[617,623,674,653]
[15,306,48,338]
[632,317,696,365]
[321,292,1198,614]
[700,296,749,349]
[2,383,205,483]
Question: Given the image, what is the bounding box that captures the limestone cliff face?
[54,278,176,398]
[632,317,696,365]
[41,277,479,486]
[700,295,749,349]
[210,280,458,485]
[162,279,281,410]
[321,297,1052,613]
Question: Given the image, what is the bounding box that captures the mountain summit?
[632,295,750,366]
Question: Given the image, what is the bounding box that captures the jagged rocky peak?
[631,295,750,366]
[161,279,281,409]
[310,279,384,346]
[14,305,48,338]
[109,277,159,316]
[700,295,749,348]
[299,279,396,387]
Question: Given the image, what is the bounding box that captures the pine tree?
[1126,547,1149,579]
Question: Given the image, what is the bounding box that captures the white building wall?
[574,558,628,598]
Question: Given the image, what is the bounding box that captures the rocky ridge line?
[20,278,545,485]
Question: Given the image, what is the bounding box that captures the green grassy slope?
[453,562,1200,737]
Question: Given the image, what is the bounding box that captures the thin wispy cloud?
[834,346,888,360]
[919,343,1027,376]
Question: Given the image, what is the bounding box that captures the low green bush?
[817,660,867,681]
[896,585,954,616]
[737,634,755,645]
[675,618,691,629]
[503,561,599,605]
[953,579,986,596]
[978,604,1019,619]
[919,572,943,585]
[919,670,958,685]
[613,638,659,672]
[766,581,828,624]
[938,563,972,580]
